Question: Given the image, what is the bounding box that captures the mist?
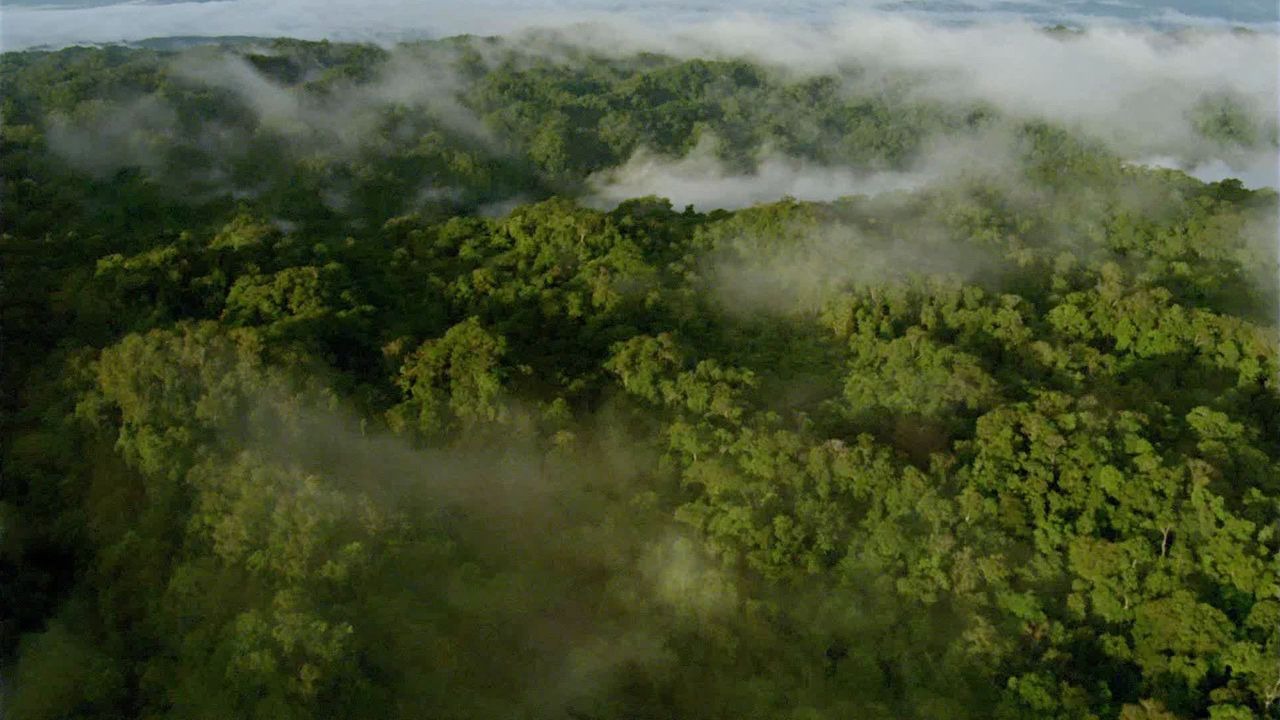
[183,368,750,716]
[705,220,1003,317]
[31,10,1278,195]
[4,0,1279,51]
[586,128,1026,211]
[586,138,926,212]
[41,43,500,215]
[559,15,1278,186]
[1136,154,1280,189]
[169,45,491,154]
[44,97,178,178]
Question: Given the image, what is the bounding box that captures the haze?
[4,0,1279,51]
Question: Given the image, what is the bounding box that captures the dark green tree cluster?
[2,38,1278,720]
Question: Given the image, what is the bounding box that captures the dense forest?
[1,32,1278,720]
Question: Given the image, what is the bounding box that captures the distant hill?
[127,35,272,50]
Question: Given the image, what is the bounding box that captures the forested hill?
[1,36,1278,720]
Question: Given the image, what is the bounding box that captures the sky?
[3,0,1278,51]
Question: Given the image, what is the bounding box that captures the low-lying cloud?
[570,15,1278,180]
[23,5,1280,200]
[586,129,1026,211]
[170,46,491,154]
[44,43,493,205]
[587,142,925,212]
[4,0,1277,52]
[45,96,178,177]
[1136,154,1280,189]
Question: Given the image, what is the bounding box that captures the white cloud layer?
[3,0,1278,51]
[1135,155,1280,189]
[586,131,1024,211]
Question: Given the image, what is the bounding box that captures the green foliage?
[3,37,1278,720]
[6,620,126,720]
[388,317,508,437]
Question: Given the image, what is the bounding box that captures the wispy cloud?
[1135,154,1280,188]
[586,130,1023,211]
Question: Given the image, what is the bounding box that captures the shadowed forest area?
[1,32,1278,720]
